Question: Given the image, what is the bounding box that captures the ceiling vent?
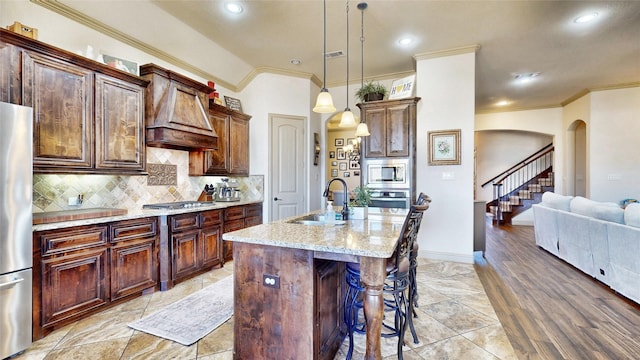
[325,50,345,59]
[140,64,218,151]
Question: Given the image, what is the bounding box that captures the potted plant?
[355,81,388,102]
[349,185,373,219]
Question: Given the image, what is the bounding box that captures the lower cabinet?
[169,209,223,283]
[315,259,347,360]
[33,217,158,340]
[222,203,263,262]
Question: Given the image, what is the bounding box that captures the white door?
[270,114,306,221]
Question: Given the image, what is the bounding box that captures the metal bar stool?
[343,200,429,359]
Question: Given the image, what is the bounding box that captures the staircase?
[482,144,554,225]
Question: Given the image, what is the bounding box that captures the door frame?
[268,113,308,221]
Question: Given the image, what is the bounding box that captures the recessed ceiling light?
[398,37,413,46]
[514,72,540,83]
[290,59,301,65]
[495,100,510,107]
[225,2,243,14]
[574,13,598,23]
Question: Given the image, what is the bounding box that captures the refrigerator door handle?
[0,276,25,290]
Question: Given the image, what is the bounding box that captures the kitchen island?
[222,208,408,360]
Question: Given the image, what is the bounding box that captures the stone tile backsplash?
[33,148,264,213]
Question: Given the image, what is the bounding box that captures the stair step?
[518,190,532,199]
[528,184,543,192]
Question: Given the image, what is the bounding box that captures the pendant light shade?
[313,0,335,114]
[314,89,336,113]
[355,122,370,137]
[339,110,356,127]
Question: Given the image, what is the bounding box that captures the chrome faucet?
[323,178,349,220]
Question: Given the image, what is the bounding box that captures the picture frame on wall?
[335,138,344,146]
[337,148,346,160]
[339,162,347,171]
[428,129,461,165]
[329,151,335,159]
[349,160,360,169]
[353,170,360,177]
[331,161,338,166]
[343,172,351,177]
[331,169,338,177]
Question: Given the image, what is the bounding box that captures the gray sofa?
[532,192,640,305]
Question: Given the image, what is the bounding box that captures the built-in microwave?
[363,159,411,189]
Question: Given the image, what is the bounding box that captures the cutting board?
[33,208,128,225]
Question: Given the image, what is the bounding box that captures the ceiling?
[52,1,640,113]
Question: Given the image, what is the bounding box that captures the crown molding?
[326,70,416,88]
[235,66,320,91]
[414,44,480,62]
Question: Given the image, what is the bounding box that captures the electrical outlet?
[263,274,280,289]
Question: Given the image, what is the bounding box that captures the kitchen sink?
[286,214,346,226]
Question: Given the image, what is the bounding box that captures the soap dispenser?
[326,200,335,224]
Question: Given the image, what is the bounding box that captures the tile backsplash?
[33,148,264,213]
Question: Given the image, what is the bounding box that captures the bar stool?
[408,193,431,336]
[343,200,429,359]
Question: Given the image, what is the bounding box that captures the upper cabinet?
[357,97,421,158]
[0,29,149,174]
[140,64,218,151]
[189,102,252,176]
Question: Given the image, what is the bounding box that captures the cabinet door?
[171,230,200,281]
[386,104,411,157]
[203,111,229,174]
[228,115,250,175]
[363,107,386,158]
[315,260,346,360]
[110,239,157,300]
[22,50,93,169]
[95,73,146,172]
[223,218,245,262]
[41,248,108,327]
[201,224,223,269]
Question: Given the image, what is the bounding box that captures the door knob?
[273,197,281,201]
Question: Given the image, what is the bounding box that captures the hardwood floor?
[476,221,640,359]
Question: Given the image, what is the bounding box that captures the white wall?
[562,94,591,197]
[241,73,315,221]
[415,51,476,264]
[588,87,640,202]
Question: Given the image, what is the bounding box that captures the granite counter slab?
[32,199,263,232]
[222,207,409,258]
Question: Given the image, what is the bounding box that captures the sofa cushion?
[624,203,640,228]
[541,192,573,212]
[592,204,624,224]
[570,196,596,217]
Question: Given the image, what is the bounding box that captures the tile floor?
[13,258,515,360]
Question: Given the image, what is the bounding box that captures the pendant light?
[354,2,370,137]
[339,1,357,127]
[313,0,336,113]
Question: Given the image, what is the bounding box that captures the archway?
[567,120,587,197]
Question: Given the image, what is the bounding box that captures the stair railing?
[482,144,554,223]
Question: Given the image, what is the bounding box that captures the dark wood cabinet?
[33,217,159,340]
[232,243,345,359]
[169,210,223,283]
[222,203,263,262]
[189,102,252,176]
[0,29,148,174]
[357,98,420,158]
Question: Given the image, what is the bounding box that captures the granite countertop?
[222,207,409,258]
[32,199,263,232]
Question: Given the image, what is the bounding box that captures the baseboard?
[418,250,474,264]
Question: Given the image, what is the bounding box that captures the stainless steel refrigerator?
[0,102,33,358]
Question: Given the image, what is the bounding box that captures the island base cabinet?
[233,242,345,360]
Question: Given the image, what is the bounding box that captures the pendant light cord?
[322,0,327,90]
[345,0,350,111]
[360,3,365,89]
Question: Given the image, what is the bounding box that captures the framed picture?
[388,74,416,100]
[353,170,360,177]
[337,148,346,160]
[347,138,356,147]
[343,172,351,177]
[339,162,347,171]
[331,161,338,166]
[335,138,344,146]
[101,53,139,75]
[224,96,243,112]
[331,169,338,177]
[329,151,335,159]
[428,129,461,165]
[349,160,360,169]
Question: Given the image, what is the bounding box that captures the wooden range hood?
[140,64,218,151]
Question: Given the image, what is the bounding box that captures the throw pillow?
[592,204,624,224]
[624,203,640,228]
[541,192,573,211]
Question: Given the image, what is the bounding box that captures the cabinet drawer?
[39,225,109,256]
[245,204,262,218]
[201,210,222,227]
[224,206,245,221]
[245,216,263,228]
[224,219,245,233]
[111,217,157,243]
[170,213,201,232]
